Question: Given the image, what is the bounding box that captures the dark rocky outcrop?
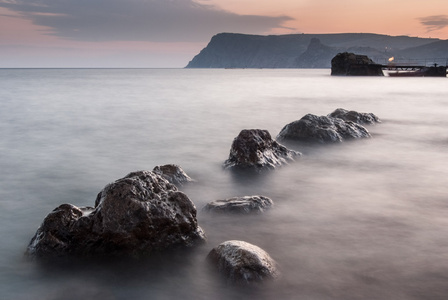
[328,108,381,125]
[277,114,371,143]
[26,170,206,259]
[152,164,194,186]
[207,240,280,285]
[331,52,384,76]
[203,195,273,214]
[223,129,300,170]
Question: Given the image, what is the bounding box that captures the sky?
[0,0,447,68]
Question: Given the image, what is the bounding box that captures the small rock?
[277,113,371,143]
[223,129,300,170]
[203,195,273,214]
[328,108,380,125]
[152,164,194,185]
[207,240,280,285]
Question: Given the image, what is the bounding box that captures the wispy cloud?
[419,15,448,32]
[0,0,293,42]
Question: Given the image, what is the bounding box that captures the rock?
[277,114,371,143]
[223,129,300,170]
[207,240,280,285]
[331,52,384,76]
[328,108,381,125]
[26,170,206,259]
[152,164,194,186]
[203,195,273,214]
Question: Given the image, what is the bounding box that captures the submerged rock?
[223,129,300,170]
[328,108,381,125]
[207,240,280,285]
[277,114,371,143]
[26,170,206,259]
[203,195,273,214]
[152,164,194,186]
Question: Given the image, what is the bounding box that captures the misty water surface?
[1,69,448,300]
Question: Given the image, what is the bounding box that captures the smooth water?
[1,69,448,300]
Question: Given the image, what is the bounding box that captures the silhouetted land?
[186,33,448,68]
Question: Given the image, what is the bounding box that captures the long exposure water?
[1,68,448,299]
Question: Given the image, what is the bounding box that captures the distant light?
[388,57,395,62]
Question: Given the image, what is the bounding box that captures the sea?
[1,68,448,300]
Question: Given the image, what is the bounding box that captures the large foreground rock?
[152,164,194,186]
[277,114,371,143]
[328,108,381,125]
[331,52,384,76]
[207,240,280,285]
[223,129,300,170]
[203,195,273,214]
[26,171,206,259]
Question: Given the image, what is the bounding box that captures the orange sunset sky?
[0,0,447,67]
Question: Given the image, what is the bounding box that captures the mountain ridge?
[185,33,447,68]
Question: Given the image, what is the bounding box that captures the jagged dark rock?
[331,52,384,76]
[277,114,371,143]
[203,195,273,214]
[26,170,206,259]
[152,164,194,186]
[328,108,381,125]
[223,129,300,170]
[207,240,280,285]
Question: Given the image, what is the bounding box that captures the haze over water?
[1,69,448,300]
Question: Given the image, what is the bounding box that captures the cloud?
[419,15,448,32]
[0,0,293,42]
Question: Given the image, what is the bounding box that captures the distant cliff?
[185,33,447,68]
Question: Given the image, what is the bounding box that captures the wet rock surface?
[152,164,194,186]
[328,108,381,125]
[223,129,300,170]
[203,195,273,214]
[26,170,206,259]
[277,114,371,143]
[207,240,280,285]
